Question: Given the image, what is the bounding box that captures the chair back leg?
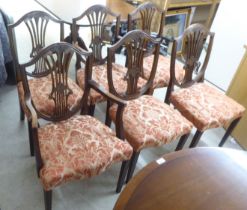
[105,100,112,127]
[219,117,241,147]
[116,160,130,193]
[19,101,25,121]
[189,130,204,148]
[125,151,140,184]
[175,133,190,151]
[44,190,52,210]
[88,104,95,116]
[28,120,34,156]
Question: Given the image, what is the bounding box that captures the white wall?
[205,0,247,91]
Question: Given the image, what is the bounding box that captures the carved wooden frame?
[8,10,65,81]
[107,30,161,101]
[72,5,120,65]
[127,2,166,37]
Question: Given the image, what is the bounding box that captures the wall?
[205,0,247,91]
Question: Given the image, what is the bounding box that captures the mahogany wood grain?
[114,147,247,210]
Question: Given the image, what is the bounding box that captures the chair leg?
[189,130,204,148]
[146,88,154,95]
[116,160,130,193]
[88,104,95,116]
[27,120,34,156]
[105,100,112,127]
[19,101,25,121]
[175,133,190,151]
[219,117,241,147]
[125,151,140,184]
[44,190,52,210]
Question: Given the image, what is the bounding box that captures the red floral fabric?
[109,95,192,152]
[77,63,146,104]
[38,115,133,190]
[143,54,184,88]
[18,77,83,117]
[170,83,245,131]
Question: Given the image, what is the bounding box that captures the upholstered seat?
[143,55,185,88]
[77,63,146,104]
[18,77,83,117]
[170,83,245,131]
[38,115,132,190]
[109,95,193,152]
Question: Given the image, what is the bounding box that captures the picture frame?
[161,8,192,55]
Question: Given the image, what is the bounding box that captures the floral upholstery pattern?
[170,83,245,131]
[109,95,193,152]
[143,54,185,88]
[77,63,146,104]
[18,77,83,117]
[38,115,133,190]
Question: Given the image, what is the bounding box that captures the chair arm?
[88,79,126,107]
[25,95,38,128]
[88,79,126,139]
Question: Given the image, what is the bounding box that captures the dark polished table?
[114,147,247,210]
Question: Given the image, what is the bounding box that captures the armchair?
[8,10,65,156]
[21,42,133,210]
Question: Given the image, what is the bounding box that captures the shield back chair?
[104,30,193,184]
[72,4,131,116]
[128,1,185,92]
[8,10,65,156]
[165,23,245,148]
[20,42,133,210]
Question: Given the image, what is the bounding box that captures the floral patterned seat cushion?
[77,63,146,104]
[170,83,245,131]
[38,115,133,190]
[109,95,193,152]
[18,77,83,117]
[143,54,185,88]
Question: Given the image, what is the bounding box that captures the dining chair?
[72,5,131,116]
[128,0,184,93]
[165,23,245,148]
[104,30,193,184]
[8,10,65,156]
[20,42,133,210]
[127,1,185,91]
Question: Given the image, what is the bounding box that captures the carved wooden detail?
[72,5,120,65]
[128,2,166,37]
[20,42,92,121]
[8,11,64,77]
[107,30,160,100]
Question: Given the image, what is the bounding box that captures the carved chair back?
[8,10,65,81]
[165,23,215,103]
[106,30,160,100]
[19,42,92,122]
[72,5,120,65]
[128,2,166,37]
